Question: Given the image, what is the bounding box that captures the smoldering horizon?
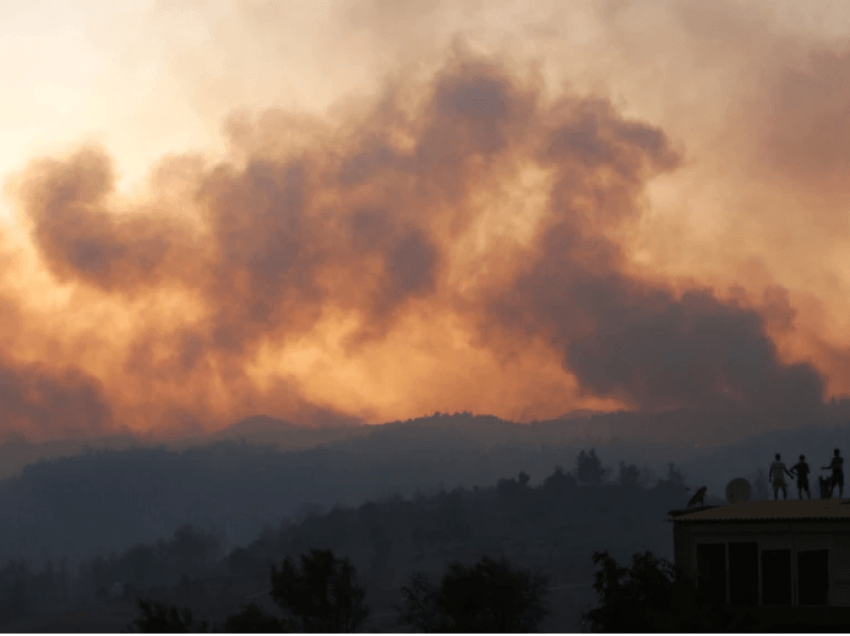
[0,1,848,446]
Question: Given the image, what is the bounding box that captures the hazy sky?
[1,0,849,441]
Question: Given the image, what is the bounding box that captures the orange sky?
[0,0,849,440]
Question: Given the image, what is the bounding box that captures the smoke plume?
[0,1,846,444]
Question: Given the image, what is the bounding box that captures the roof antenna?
[687,485,708,509]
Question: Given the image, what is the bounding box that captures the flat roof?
[671,499,850,522]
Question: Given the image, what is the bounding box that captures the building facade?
[671,500,850,608]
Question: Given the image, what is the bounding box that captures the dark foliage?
[576,449,606,485]
[617,461,642,487]
[0,411,716,582]
[496,471,531,498]
[130,598,207,633]
[0,450,694,631]
[399,555,549,632]
[397,572,444,632]
[270,548,369,632]
[77,524,220,602]
[541,465,576,494]
[660,462,685,487]
[222,602,289,633]
[582,550,760,633]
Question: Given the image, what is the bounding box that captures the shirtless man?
[769,453,793,501]
[823,449,845,498]
[790,455,811,500]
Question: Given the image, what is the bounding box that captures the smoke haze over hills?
[0,1,847,446]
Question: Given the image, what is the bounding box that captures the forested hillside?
[0,413,678,568]
[0,457,693,631]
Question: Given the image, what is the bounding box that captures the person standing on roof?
[769,453,793,500]
[822,448,845,498]
[790,455,811,500]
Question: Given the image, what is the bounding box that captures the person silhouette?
[769,453,793,500]
[790,455,811,500]
[822,449,844,498]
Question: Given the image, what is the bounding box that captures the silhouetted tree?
[270,549,369,632]
[116,544,158,589]
[161,525,221,578]
[399,555,550,632]
[437,490,472,541]
[496,477,513,497]
[497,471,532,497]
[0,560,32,623]
[223,602,289,633]
[582,551,755,632]
[130,598,207,633]
[659,462,685,488]
[576,449,606,485]
[397,572,444,632]
[542,466,576,498]
[617,462,641,487]
[57,559,69,606]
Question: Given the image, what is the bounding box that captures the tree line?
[131,549,551,632]
[131,545,767,632]
[0,449,694,631]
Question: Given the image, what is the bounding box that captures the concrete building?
[671,500,850,608]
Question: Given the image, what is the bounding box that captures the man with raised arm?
[822,449,845,498]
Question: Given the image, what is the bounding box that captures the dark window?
[697,543,726,604]
[728,542,758,605]
[798,549,829,606]
[761,549,792,605]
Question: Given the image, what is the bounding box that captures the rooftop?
[671,499,850,522]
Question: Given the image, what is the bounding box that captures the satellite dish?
[726,478,752,504]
